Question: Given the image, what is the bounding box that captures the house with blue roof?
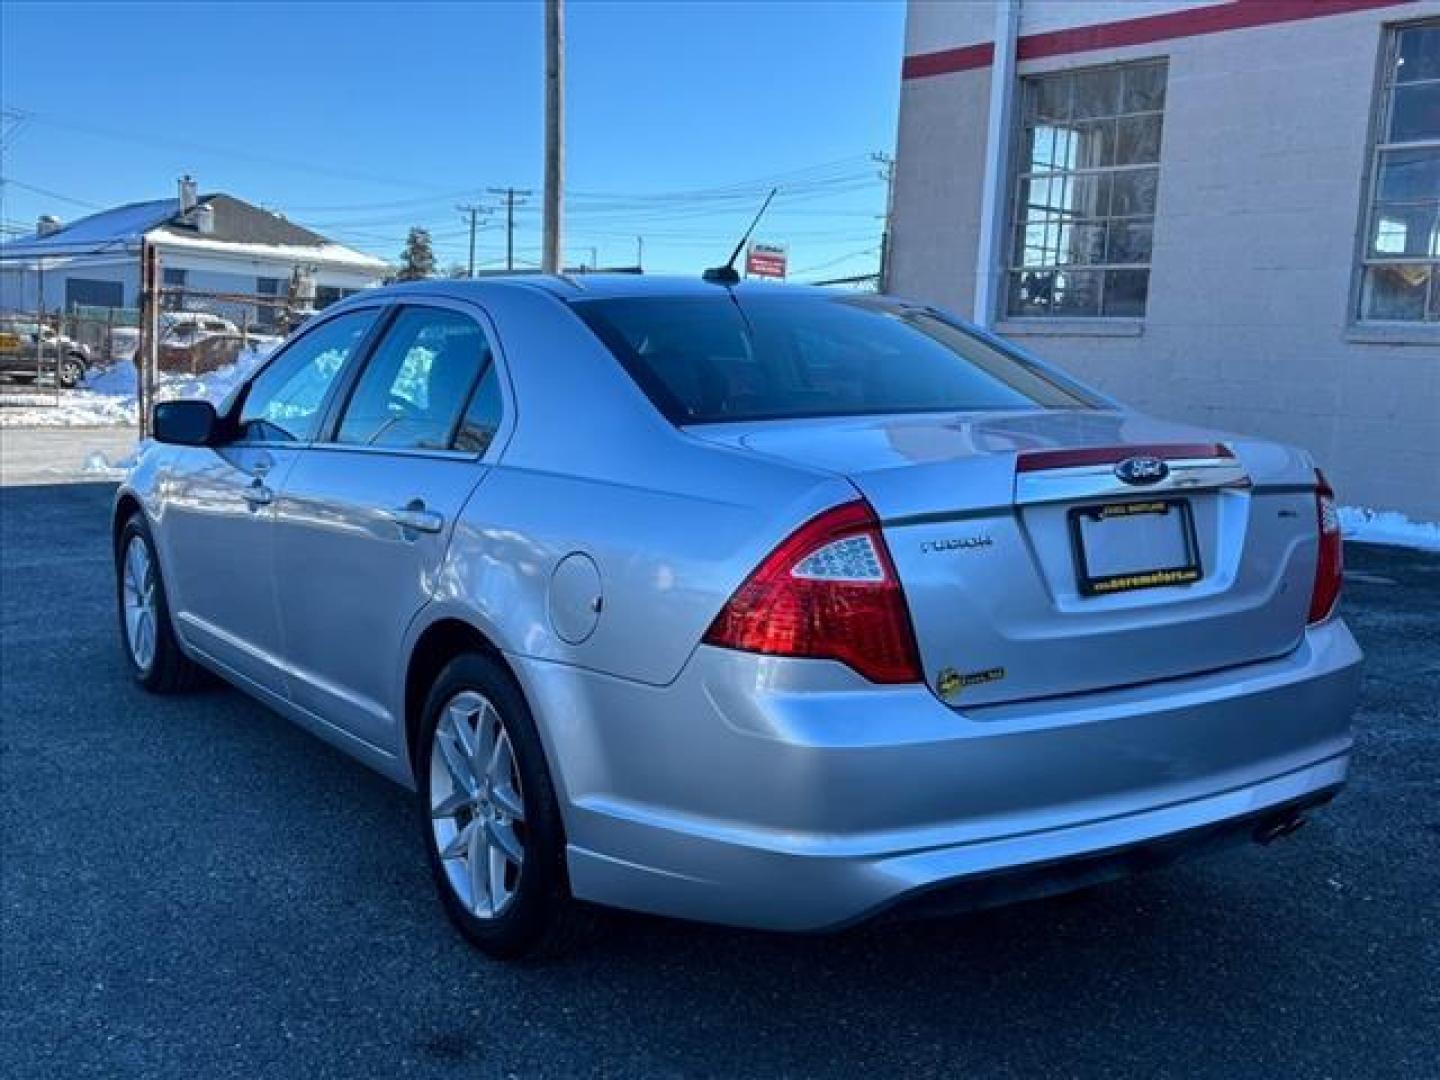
[0,176,389,327]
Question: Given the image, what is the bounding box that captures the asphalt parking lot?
[2,481,1437,1079]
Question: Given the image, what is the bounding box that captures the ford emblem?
[1114,455,1169,485]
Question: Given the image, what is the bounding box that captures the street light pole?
[542,0,564,274]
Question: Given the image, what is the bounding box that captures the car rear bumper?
[510,618,1362,932]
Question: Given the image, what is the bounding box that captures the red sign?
[745,242,787,280]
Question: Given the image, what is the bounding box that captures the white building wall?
[1,244,381,320]
[0,257,139,313]
[892,0,1440,520]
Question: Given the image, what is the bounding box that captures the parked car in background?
[0,319,91,388]
[114,276,1362,959]
[159,332,250,375]
[161,312,241,344]
[111,309,286,365]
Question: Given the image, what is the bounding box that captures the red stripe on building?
[903,0,1418,80]
[901,40,994,79]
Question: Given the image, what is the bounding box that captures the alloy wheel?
[121,536,157,672]
[430,690,527,918]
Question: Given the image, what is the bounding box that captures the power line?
[792,247,880,277]
[15,109,452,192]
[0,176,104,211]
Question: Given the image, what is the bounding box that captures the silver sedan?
[114,276,1361,957]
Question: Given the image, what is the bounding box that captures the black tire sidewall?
[418,653,570,959]
[115,514,179,690]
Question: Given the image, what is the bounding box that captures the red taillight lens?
[703,500,923,684]
[1308,469,1343,624]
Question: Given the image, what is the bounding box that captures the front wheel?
[420,653,588,958]
[116,514,205,693]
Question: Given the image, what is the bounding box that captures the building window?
[1007,60,1167,320]
[1359,20,1440,324]
[65,278,124,310]
[161,267,187,311]
[315,285,354,309]
[256,276,284,329]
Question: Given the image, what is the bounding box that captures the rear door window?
[334,306,494,451]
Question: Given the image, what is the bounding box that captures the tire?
[115,513,205,693]
[419,652,590,959]
[59,355,85,389]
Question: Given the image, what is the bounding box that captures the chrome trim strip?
[1014,456,1251,507]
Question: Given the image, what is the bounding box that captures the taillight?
[703,500,922,684]
[1308,469,1342,624]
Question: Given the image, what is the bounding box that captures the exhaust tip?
[1254,814,1308,845]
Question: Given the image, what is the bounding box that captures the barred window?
[1359,20,1440,323]
[1007,60,1167,320]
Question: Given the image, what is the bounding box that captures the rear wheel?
[420,653,587,958]
[58,355,85,388]
[116,514,205,693]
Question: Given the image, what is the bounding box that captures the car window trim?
[227,303,391,448]
[311,299,504,462]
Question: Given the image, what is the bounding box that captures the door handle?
[242,478,273,508]
[382,501,445,535]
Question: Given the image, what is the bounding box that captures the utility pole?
[457,203,489,277]
[873,151,896,293]
[487,186,531,271]
[137,242,159,440]
[542,0,564,273]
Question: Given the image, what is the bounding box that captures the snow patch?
[0,342,276,428]
[1340,506,1440,553]
[82,450,129,479]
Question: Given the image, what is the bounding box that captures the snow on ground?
[1341,506,1440,553]
[0,344,275,428]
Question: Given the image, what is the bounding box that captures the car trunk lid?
[688,409,1321,705]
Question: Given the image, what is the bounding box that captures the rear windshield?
[574,294,1096,424]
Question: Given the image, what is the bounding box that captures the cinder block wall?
[892,1,1440,520]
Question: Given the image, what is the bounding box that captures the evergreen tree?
[396,227,437,281]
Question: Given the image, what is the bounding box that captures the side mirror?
[152,399,218,446]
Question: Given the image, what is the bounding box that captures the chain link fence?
[0,310,111,407]
[0,285,309,416]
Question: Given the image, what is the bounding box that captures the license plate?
[1069,499,1202,597]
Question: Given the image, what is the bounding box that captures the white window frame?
[1354,17,1440,332]
[1003,58,1169,324]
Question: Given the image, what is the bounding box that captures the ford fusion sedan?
[113,276,1361,957]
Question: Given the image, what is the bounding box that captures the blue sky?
[0,1,906,279]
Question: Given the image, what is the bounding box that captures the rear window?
[574,294,1096,424]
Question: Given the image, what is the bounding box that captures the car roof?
[351,274,840,306]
